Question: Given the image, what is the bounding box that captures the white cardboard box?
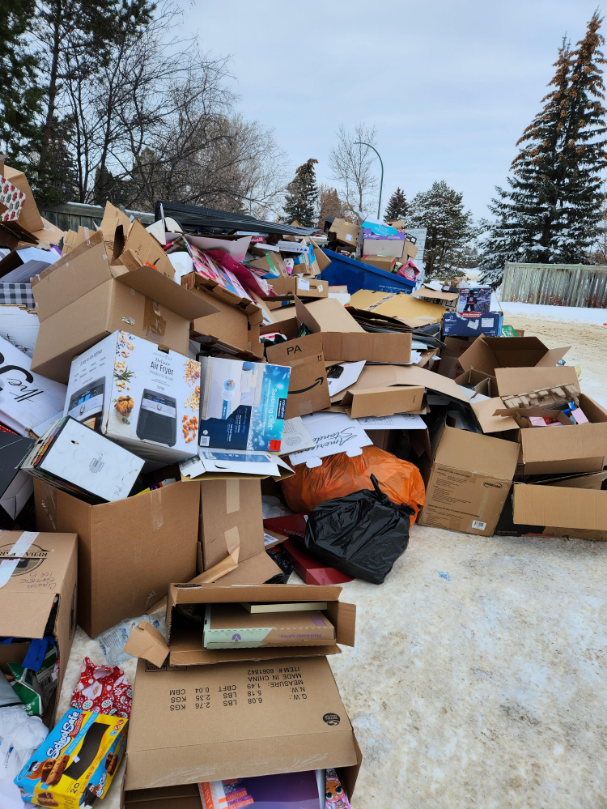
[64,331,201,463]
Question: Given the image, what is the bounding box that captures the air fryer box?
[199,357,290,453]
[64,331,201,463]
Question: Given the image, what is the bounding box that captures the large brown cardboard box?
[361,255,396,272]
[513,481,607,541]
[31,229,217,324]
[334,222,359,250]
[125,583,355,668]
[341,384,425,418]
[123,654,361,796]
[0,531,77,724]
[31,279,190,383]
[34,480,200,637]
[184,273,263,360]
[267,276,328,299]
[266,333,331,419]
[418,425,520,536]
[459,335,569,376]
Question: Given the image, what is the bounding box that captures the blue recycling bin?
[319,249,416,295]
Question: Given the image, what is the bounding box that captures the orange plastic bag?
[281,445,426,525]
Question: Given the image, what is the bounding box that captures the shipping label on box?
[64,331,201,462]
[0,335,66,437]
[199,357,290,452]
[15,708,128,809]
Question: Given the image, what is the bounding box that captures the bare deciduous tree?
[328,123,379,221]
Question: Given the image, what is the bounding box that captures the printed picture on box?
[457,287,491,317]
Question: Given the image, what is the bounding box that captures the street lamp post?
[355,141,384,220]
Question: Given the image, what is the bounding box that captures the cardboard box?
[455,369,496,398]
[508,393,607,475]
[293,297,412,364]
[456,286,492,315]
[0,432,34,519]
[203,604,335,649]
[340,384,425,419]
[31,278,193,384]
[267,277,328,299]
[2,164,44,234]
[34,479,199,637]
[334,222,359,250]
[185,275,263,360]
[64,331,201,463]
[414,285,459,308]
[21,417,144,503]
[335,363,469,406]
[442,312,503,338]
[458,335,569,376]
[349,289,446,324]
[15,708,128,809]
[0,335,66,437]
[266,334,331,420]
[123,655,361,793]
[361,230,406,258]
[199,478,265,572]
[311,239,331,271]
[403,238,418,260]
[513,483,607,540]
[199,357,290,453]
[361,255,396,272]
[124,584,355,668]
[0,531,77,724]
[31,229,217,324]
[418,425,520,535]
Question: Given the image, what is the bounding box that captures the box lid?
[0,531,77,638]
[125,655,358,791]
[434,426,520,479]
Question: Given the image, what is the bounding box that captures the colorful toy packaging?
[15,708,128,808]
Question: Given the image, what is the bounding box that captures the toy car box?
[63,331,201,463]
[15,708,128,809]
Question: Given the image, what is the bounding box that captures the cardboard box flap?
[326,600,356,647]
[0,592,57,639]
[347,364,469,404]
[513,483,607,530]
[294,296,364,334]
[341,385,425,419]
[536,346,570,366]
[124,621,169,668]
[472,398,519,434]
[434,426,520,479]
[495,366,580,397]
[414,287,459,302]
[113,265,219,321]
[520,422,607,464]
[170,583,342,607]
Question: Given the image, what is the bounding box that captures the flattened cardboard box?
[266,334,331,420]
[418,426,520,536]
[0,531,77,725]
[34,479,199,638]
[125,583,355,668]
[124,655,360,791]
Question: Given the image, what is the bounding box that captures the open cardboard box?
[266,333,331,419]
[123,655,362,799]
[125,584,355,668]
[34,479,200,637]
[0,531,77,725]
[458,335,569,376]
[498,393,607,475]
[494,365,580,397]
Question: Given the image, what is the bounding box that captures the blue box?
[442,312,503,338]
[199,358,290,452]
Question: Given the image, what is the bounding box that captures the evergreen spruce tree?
[384,187,408,222]
[481,14,607,283]
[284,159,318,226]
[408,181,477,277]
[0,0,43,168]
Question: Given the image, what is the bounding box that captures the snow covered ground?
[502,300,607,325]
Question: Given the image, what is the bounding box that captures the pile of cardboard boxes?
[1,170,607,808]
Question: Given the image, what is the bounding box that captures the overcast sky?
[185,0,602,222]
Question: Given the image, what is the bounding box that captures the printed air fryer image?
[136,390,177,446]
[67,378,105,430]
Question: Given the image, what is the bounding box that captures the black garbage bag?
[302,475,415,584]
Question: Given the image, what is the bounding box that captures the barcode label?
[481,318,493,327]
[200,435,210,446]
[472,520,486,530]
[298,279,310,291]
[89,458,104,473]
